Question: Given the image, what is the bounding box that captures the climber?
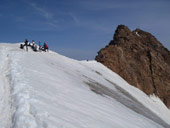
[39,41,42,51]
[20,44,24,49]
[33,44,38,52]
[43,42,49,52]
[30,40,35,48]
[45,44,48,52]
[24,39,28,51]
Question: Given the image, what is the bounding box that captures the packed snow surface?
[0,43,170,128]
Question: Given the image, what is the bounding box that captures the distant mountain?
[96,25,170,108]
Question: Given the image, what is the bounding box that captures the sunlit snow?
[0,43,170,128]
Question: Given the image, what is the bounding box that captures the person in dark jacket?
[24,39,28,51]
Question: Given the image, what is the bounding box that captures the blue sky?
[0,0,170,60]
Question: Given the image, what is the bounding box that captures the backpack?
[20,44,24,49]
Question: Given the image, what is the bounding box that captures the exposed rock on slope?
[95,25,170,107]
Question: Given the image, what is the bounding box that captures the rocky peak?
[109,25,132,45]
[95,25,170,107]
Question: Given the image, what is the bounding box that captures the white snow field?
[0,43,170,128]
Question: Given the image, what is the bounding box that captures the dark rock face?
[95,25,170,107]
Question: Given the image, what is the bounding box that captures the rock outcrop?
[95,25,170,107]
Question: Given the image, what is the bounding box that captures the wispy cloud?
[45,20,60,29]
[22,0,61,30]
[29,2,53,19]
[23,1,81,30]
[69,13,80,24]
[79,0,170,11]
[78,0,135,11]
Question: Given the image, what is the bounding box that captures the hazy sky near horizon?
[0,0,170,60]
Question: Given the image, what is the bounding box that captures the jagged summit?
[109,25,162,48]
[96,25,170,107]
[109,25,132,45]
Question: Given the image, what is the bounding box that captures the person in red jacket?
[43,42,49,52]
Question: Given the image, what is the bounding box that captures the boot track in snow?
[0,47,14,128]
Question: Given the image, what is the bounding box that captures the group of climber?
[20,39,49,52]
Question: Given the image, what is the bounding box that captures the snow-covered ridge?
[0,43,170,128]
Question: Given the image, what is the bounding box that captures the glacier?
[0,43,170,128]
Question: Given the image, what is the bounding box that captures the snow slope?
[0,43,170,128]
